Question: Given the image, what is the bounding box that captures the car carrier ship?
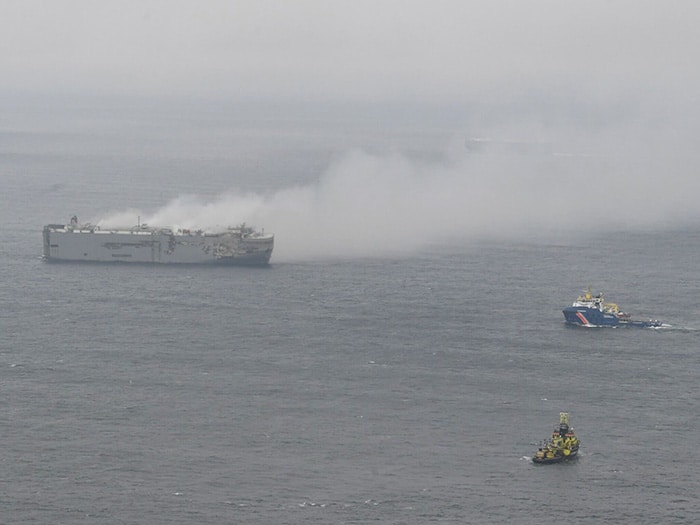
[43,216,273,266]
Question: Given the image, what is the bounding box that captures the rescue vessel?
[532,413,580,465]
[562,288,662,328]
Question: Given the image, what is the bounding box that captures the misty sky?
[3,0,698,108]
[4,1,700,259]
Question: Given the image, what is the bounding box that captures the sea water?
[1,102,699,524]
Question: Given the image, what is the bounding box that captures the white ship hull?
[43,222,273,266]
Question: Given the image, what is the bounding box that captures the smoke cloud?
[98,123,700,262]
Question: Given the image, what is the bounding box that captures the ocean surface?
[1,102,699,524]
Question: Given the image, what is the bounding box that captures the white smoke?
[97,128,700,262]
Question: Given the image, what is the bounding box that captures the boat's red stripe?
[576,312,589,325]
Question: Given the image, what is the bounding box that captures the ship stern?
[42,226,51,259]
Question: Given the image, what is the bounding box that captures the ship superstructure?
[43,216,273,265]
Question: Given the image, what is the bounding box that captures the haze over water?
[2,103,700,523]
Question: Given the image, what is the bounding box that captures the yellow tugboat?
[532,413,580,464]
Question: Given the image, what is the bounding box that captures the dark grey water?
[2,106,699,523]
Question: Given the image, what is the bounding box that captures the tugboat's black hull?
[532,451,578,465]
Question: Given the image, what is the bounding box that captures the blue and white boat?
[562,288,663,328]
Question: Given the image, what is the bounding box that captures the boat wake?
[654,324,698,332]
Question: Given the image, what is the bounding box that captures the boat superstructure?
[43,216,273,266]
[562,288,662,328]
[532,412,580,465]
